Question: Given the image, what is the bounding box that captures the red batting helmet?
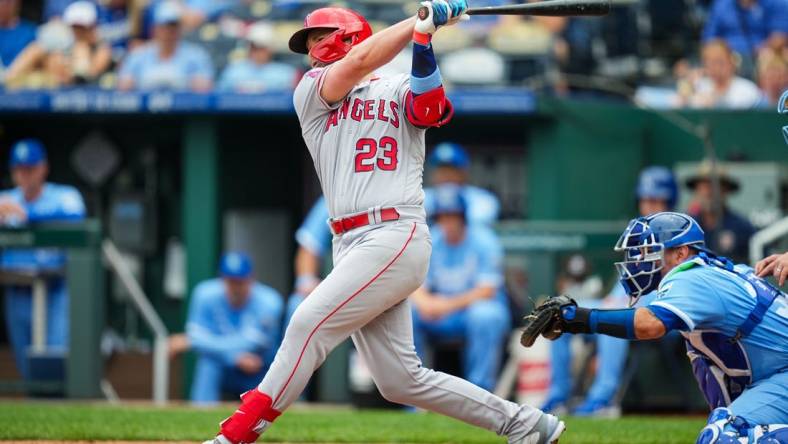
[288,7,373,64]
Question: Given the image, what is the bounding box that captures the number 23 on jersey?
[354,137,398,172]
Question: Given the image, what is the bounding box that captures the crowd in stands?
[1,0,787,108]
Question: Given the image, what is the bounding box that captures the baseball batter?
[203,3,564,444]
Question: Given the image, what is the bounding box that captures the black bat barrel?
[417,0,610,20]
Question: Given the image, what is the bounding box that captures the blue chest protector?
[683,253,784,409]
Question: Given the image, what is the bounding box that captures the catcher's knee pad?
[219,389,281,443]
[696,408,754,444]
[752,424,788,443]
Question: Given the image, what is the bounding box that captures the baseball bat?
[417,0,611,20]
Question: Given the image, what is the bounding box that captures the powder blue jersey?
[295,196,332,257]
[186,278,284,366]
[425,224,506,304]
[119,41,214,91]
[0,183,86,271]
[650,258,788,382]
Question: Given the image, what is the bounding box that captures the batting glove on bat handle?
[416,0,469,35]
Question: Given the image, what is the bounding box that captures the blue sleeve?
[649,273,726,331]
[185,286,236,365]
[217,65,237,91]
[646,305,688,332]
[474,228,504,288]
[216,63,235,91]
[702,0,724,41]
[410,36,442,95]
[766,0,788,34]
[187,46,214,81]
[28,187,86,223]
[295,197,332,256]
[118,49,143,83]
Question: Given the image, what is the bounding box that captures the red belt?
[329,207,400,235]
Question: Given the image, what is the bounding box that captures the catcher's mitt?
[519,295,576,347]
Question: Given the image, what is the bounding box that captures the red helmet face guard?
[309,29,353,64]
[288,7,372,64]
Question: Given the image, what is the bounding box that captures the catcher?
[522,212,788,444]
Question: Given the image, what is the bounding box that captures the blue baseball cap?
[154,1,183,25]
[10,139,47,167]
[635,166,678,210]
[220,252,253,279]
[430,184,467,218]
[428,142,470,169]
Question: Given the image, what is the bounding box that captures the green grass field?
[0,402,704,443]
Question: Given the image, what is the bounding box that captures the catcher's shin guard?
[219,389,281,443]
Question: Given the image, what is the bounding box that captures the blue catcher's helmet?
[430,184,467,219]
[428,142,470,170]
[615,212,706,305]
[636,166,678,210]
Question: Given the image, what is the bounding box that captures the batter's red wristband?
[413,31,431,46]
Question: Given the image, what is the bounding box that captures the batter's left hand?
[416,0,469,35]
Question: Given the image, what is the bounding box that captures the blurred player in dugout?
[169,252,283,405]
[0,139,86,380]
[286,142,500,325]
[410,184,510,392]
[542,166,679,417]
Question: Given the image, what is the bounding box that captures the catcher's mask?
[614,212,706,306]
[288,7,372,64]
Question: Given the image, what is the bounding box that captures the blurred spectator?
[757,47,788,106]
[168,252,284,404]
[424,143,500,226]
[542,166,678,417]
[0,0,36,70]
[676,40,761,109]
[410,185,510,392]
[685,161,755,263]
[0,139,86,380]
[5,2,112,89]
[118,0,213,91]
[218,21,297,93]
[702,0,788,66]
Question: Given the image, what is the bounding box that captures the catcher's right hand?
[519,295,577,347]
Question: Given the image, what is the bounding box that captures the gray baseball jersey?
[251,68,546,444]
[293,67,425,218]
